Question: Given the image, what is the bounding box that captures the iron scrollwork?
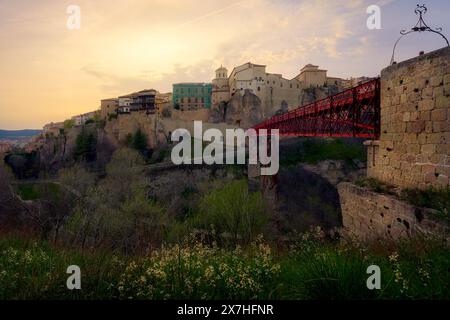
[390,4,449,65]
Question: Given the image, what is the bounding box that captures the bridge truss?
[254,78,381,139]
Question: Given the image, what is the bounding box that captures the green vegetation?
[191,180,268,246]
[281,138,366,166]
[126,128,148,155]
[2,143,449,300]
[16,183,61,201]
[401,187,450,223]
[74,129,97,162]
[63,119,75,130]
[355,177,397,195]
[0,235,448,300]
[108,113,118,121]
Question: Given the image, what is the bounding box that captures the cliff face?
[209,90,263,128]
[15,123,116,176]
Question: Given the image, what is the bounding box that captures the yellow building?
[155,92,173,115]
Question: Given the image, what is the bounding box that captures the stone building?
[100,98,119,119]
[211,66,231,108]
[130,89,157,114]
[43,122,64,136]
[155,92,173,115]
[72,111,98,126]
[212,62,347,118]
[172,83,212,110]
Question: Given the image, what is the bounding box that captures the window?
[257,87,261,91]
[281,83,283,88]
[297,84,299,89]
[290,84,292,88]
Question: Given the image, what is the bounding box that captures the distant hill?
[0,129,42,139]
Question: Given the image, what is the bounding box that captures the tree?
[0,161,15,218]
[64,119,75,130]
[74,129,97,162]
[58,164,96,198]
[131,128,148,154]
[63,148,168,252]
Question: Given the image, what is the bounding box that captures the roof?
[229,62,267,78]
[173,83,212,86]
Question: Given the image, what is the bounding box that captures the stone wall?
[366,47,450,189]
[171,109,210,122]
[338,182,447,241]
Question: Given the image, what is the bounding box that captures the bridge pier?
[247,164,278,209]
[366,46,450,190]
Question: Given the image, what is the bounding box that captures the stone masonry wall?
[366,47,450,189]
[338,183,447,241]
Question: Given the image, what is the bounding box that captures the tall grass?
[0,235,449,300]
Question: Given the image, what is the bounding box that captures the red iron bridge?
[253,78,381,139]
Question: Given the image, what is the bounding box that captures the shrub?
[191,180,269,246]
[401,187,450,223]
[63,119,75,130]
[281,138,366,166]
[355,177,397,195]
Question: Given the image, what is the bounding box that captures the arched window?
[257,87,261,91]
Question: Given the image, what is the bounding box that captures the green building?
[172,83,212,110]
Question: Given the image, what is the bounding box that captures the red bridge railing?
[254,78,381,139]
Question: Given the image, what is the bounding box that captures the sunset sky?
[1,0,449,129]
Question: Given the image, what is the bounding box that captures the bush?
[355,178,397,195]
[401,187,450,223]
[190,180,269,246]
[281,138,366,166]
[125,129,148,156]
[63,119,75,130]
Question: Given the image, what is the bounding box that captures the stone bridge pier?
[365,46,450,189]
[339,47,450,241]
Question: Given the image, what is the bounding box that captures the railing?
[254,78,380,139]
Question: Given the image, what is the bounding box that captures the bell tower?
[212,65,230,108]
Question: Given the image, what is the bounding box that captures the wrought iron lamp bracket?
[390,4,449,65]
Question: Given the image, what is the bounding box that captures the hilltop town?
[35,62,370,152]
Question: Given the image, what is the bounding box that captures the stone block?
[443,74,450,85]
[418,99,434,111]
[419,111,431,121]
[431,109,447,121]
[430,75,443,87]
[403,112,411,122]
[436,96,450,109]
[420,144,436,154]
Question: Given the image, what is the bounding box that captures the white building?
[72,111,97,126]
[214,62,348,117]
